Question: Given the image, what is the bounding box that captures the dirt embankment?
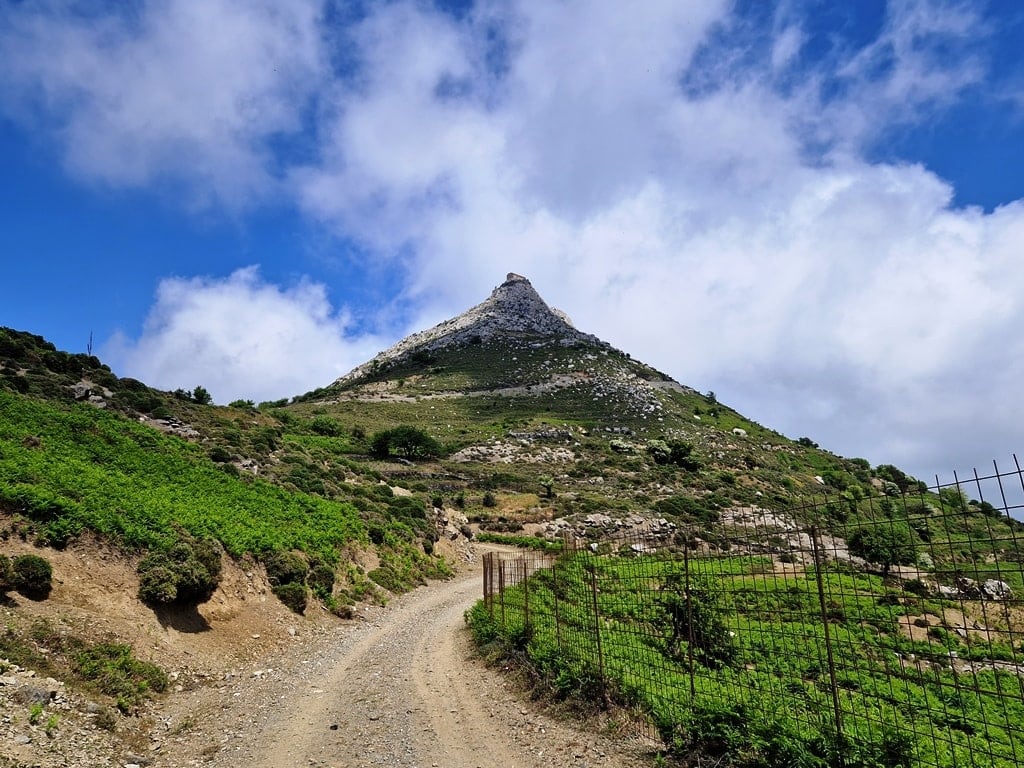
[2,536,654,768]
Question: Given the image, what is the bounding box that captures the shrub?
[73,643,167,708]
[12,554,53,599]
[482,491,497,508]
[137,535,222,606]
[656,573,737,669]
[310,416,344,436]
[307,563,335,600]
[654,495,719,524]
[264,551,308,587]
[208,446,232,463]
[0,554,12,592]
[273,582,308,614]
[138,566,179,604]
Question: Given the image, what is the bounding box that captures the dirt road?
[187,567,652,768]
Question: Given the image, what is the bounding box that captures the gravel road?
[158,565,653,768]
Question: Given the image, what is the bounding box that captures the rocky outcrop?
[335,274,607,386]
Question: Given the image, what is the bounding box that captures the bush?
[307,563,335,600]
[654,495,719,524]
[264,550,308,587]
[0,554,12,592]
[137,535,222,606]
[12,554,53,599]
[657,573,737,669]
[273,582,308,614]
[73,643,167,709]
[138,566,179,604]
[310,416,344,437]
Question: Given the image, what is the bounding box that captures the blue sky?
[2,0,1023,484]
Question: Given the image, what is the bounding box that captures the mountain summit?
[334,273,607,387]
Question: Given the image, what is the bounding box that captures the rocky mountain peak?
[334,273,605,386]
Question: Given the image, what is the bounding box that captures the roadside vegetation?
[467,545,1024,767]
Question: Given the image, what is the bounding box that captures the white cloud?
[826,0,987,147]
[0,0,325,206]
[290,0,1023,480]
[5,0,1021,480]
[105,267,384,404]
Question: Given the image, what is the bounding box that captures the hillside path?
[167,562,652,768]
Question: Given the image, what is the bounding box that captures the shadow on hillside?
[153,603,211,633]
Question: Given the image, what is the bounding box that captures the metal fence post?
[483,552,493,617]
[552,561,562,650]
[588,563,607,705]
[498,557,506,625]
[684,544,696,698]
[811,526,845,763]
[522,556,530,629]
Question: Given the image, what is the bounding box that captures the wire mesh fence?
[478,457,1024,767]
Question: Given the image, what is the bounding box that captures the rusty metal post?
[522,557,530,629]
[684,545,696,698]
[498,557,506,625]
[588,564,607,705]
[811,526,845,763]
[483,552,493,617]
[552,561,562,650]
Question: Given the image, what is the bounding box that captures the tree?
[657,573,737,669]
[847,523,917,576]
[191,385,213,405]
[875,464,913,495]
[539,474,555,498]
[369,426,441,460]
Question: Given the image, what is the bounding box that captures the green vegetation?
[0,390,366,559]
[0,554,13,592]
[0,617,166,713]
[4,316,1023,767]
[265,550,310,613]
[369,425,442,460]
[847,522,918,576]
[11,554,53,599]
[137,531,223,605]
[468,547,1024,767]
[73,642,168,711]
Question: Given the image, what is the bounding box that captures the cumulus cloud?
[0,0,325,206]
[291,0,1021,479]
[105,268,384,404]
[4,0,1021,479]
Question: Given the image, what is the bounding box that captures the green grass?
[0,390,365,560]
[469,549,1024,767]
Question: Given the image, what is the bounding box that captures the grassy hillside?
[0,327,453,611]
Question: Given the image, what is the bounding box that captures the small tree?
[369,426,441,460]
[848,523,918,576]
[657,573,737,669]
[538,474,555,499]
[191,385,213,405]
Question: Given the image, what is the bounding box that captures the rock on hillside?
[334,273,607,386]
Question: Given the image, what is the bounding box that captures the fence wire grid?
[479,458,1024,768]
